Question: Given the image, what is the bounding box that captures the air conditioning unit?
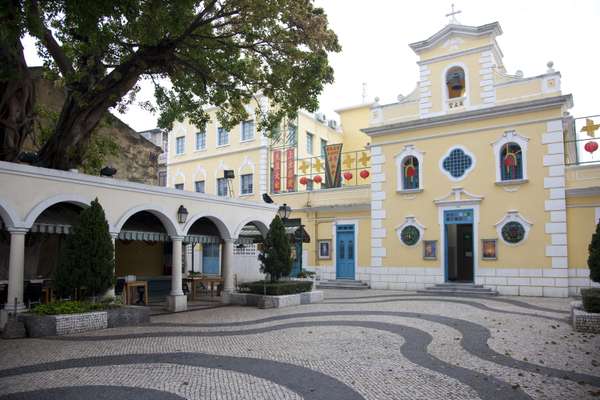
[327,120,337,129]
[315,112,326,123]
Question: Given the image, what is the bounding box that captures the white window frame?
[306,132,314,154]
[491,130,529,184]
[395,144,424,193]
[240,173,254,195]
[195,131,206,151]
[217,127,230,147]
[175,136,185,155]
[217,177,228,197]
[438,145,476,182]
[194,180,205,193]
[241,120,255,142]
[495,211,533,246]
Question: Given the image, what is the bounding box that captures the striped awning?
[31,223,72,234]
[119,230,169,242]
[184,234,221,244]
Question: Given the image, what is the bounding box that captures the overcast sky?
[22,0,600,131]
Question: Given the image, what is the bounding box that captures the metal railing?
[564,115,600,166]
[270,148,371,193]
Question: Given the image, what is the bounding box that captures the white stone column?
[167,236,187,312]
[5,228,28,312]
[104,232,118,299]
[222,239,235,294]
[184,243,193,277]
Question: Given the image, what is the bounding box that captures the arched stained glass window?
[500,142,523,181]
[402,156,419,190]
[446,66,466,99]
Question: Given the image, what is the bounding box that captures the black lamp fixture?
[224,170,235,179]
[277,203,291,220]
[177,205,189,224]
[100,166,117,177]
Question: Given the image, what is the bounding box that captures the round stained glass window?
[501,221,525,244]
[442,147,473,179]
[400,225,420,246]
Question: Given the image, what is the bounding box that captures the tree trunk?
[0,1,35,162]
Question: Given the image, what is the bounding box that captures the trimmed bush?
[588,219,600,284]
[581,288,600,313]
[258,216,292,282]
[31,300,117,316]
[239,281,313,296]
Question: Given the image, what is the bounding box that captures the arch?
[395,144,424,192]
[238,156,255,176]
[233,217,270,239]
[172,170,186,189]
[193,166,207,182]
[0,197,22,229]
[114,204,180,236]
[24,194,92,228]
[441,62,470,111]
[183,213,232,240]
[491,130,529,182]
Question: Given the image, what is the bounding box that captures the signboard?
[272,150,281,192]
[286,148,296,191]
[325,143,343,188]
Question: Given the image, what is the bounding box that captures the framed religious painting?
[318,240,331,259]
[481,239,497,260]
[423,240,437,260]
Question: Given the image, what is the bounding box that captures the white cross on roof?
[446,3,462,24]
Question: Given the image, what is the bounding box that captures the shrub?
[581,288,600,313]
[588,219,600,284]
[258,216,292,282]
[239,281,313,296]
[297,269,316,279]
[54,198,114,299]
[31,300,117,315]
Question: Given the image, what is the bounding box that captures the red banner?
[286,148,295,191]
[325,143,343,188]
[272,150,281,192]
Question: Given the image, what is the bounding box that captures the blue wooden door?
[336,225,355,279]
[202,243,220,275]
[291,241,302,277]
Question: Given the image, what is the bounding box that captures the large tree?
[0,0,340,169]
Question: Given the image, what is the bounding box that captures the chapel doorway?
[444,209,474,282]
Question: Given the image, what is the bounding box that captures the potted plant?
[583,219,600,313]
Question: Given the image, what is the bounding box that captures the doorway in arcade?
[284,218,310,277]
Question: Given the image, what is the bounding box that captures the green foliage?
[80,132,119,174]
[588,220,600,284]
[581,288,600,313]
[258,216,292,282]
[54,198,114,299]
[239,280,312,295]
[31,300,116,315]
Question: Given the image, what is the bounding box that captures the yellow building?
[168,20,600,297]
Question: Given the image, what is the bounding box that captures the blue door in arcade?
[336,225,355,279]
[202,243,220,275]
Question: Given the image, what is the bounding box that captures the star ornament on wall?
[343,154,355,170]
[314,158,323,172]
[581,118,600,138]
[299,160,309,174]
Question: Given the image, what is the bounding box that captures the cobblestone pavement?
[1,290,599,399]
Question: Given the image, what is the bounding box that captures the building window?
[241,173,253,195]
[500,142,523,181]
[195,180,205,193]
[217,127,229,146]
[446,66,466,99]
[287,124,297,146]
[306,132,314,154]
[174,183,184,190]
[495,211,532,246]
[402,156,419,190]
[217,177,228,196]
[321,139,328,158]
[158,171,167,187]
[241,120,255,141]
[501,221,525,244]
[175,136,185,155]
[195,132,206,150]
[441,147,474,181]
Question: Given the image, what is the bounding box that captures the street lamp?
[177,205,189,224]
[277,203,291,220]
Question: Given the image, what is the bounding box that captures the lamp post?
[277,203,291,220]
[177,205,189,224]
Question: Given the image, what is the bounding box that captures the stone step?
[434,283,484,288]
[417,287,499,296]
[316,280,370,290]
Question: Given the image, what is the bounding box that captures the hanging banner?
[325,143,343,188]
[272,150,281,192]
[286,148,296,191]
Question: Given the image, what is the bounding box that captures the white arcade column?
[104,232,119,299]
[167,235,187,312]
[184,243,193,277]
[4,228,28,313]
[222,239,235,298]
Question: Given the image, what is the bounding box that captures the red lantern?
[360,170,370,179]
[585,141,599,154]
[313,175,323,184]
[299,176,308,185]
[343,172,353,181]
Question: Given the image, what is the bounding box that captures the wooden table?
[186,276,224,298]
[124,281,148,305]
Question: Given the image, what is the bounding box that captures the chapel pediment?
[433,187,484,206]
